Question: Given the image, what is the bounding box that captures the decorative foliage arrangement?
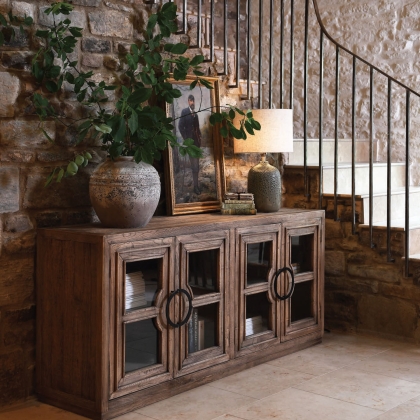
[0,2,261,185]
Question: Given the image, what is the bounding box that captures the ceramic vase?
[89,157,160,228]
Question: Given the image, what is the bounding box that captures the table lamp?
[233,109,293,212]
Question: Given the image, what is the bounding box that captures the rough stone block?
[23,168,91,209]
[82,53,103,68]
[0,150,36,163]
[72,0,101,6]
[88,10,133,39]
[0,256,34,306]
[0,352,26,405]
[34,211,63,228]
[3,213,33,233]
[2,25,29,47]
[358,294,418,339]
[347,262,400,283]
[38,7,86,28]
[2,231,36,254]
[0,167,19,214]
[36,150,75,163]
[82,37,111,53]
[0,0,8,14]
[1,52,33,71]
[0,120,55,147]
[12,1,35,19]
[0,72,20,117]
[325,250,346,276]
[103,55,120,70]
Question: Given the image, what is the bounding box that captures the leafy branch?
[0,2,260,185]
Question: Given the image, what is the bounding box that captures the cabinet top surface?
[38,208,324,239]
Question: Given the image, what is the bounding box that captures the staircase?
[286,139,420,260]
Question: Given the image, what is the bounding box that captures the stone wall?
[0,0,255,406]
[1,0,420,407]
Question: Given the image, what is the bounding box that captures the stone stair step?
[359,186,420,224]
[286,162,407,195]
[321,162,406,195]
[359,217,420,256]
[289,138,378,165]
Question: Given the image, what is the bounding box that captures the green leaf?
[236,108,245,116]
[244,120,254,135]
[193,70,205,76]
[108,115,126,143]
[170,43,188,55]
[65,72,75,83]
[229,109,235,120]
[0,13,7,26]
[250,118,261,130]
[23,16,33,26]
[199,78,213,89]
[94,124,112,134]
[190,80,198,90]
[41,128,54,143]
[209,113,223,124]
[220,126,228,138]
[147,13,158,35]
[190,55,204,66]
[127,87,152,106]
[74,155,84,166]
[66,161,78,176]
[161,2,177,18]
[128,112,138,135]
[56,168,65,183]
[44,171,55,187]
[35,29,49,39]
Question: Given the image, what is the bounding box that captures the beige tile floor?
[1,332,420,420]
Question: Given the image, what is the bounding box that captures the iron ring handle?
[273,267,295,301]
[178,288,193,327]
[165,288,193,328]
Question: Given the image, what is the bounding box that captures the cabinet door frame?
[235,224,282,357]
[174,230,230,377]
[281,221,323,341]
[109,238,175,399]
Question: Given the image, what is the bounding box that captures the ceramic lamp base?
[247,160,281,212]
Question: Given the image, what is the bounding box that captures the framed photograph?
[164,75,225,215]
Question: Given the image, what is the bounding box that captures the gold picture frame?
[164,76,225,215]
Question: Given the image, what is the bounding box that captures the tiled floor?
[1,332,420,420]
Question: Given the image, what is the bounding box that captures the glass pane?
[246,241,272,286]
[245,293,271,337]
[291,281,313,322]
[125,258,160,312]
[188,303,218,353]
[188,249,218,295]
[125,319,160,374]
[291,234,314,274]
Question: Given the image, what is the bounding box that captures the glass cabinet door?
[236,225,281,355]
[175,231,230,377]
[282,224,322,341]
[110,239,174,399]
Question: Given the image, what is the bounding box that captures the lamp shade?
[233,109,293,154]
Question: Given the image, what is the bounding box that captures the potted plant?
[0,2,260,228]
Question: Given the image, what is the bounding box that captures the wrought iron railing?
[164,0,420,276]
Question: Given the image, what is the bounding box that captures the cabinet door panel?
[282,223,322,341]
[175,232,230,377]
[110,240,174,399]
[236,225,281,356]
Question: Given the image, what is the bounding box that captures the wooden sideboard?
[36,209,324,419]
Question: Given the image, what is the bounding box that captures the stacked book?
[188,309,214,353]
[245,315,265,336]
[125,271,147,310]
[221,192,256,215]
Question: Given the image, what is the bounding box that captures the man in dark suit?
[178,94,202,195]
